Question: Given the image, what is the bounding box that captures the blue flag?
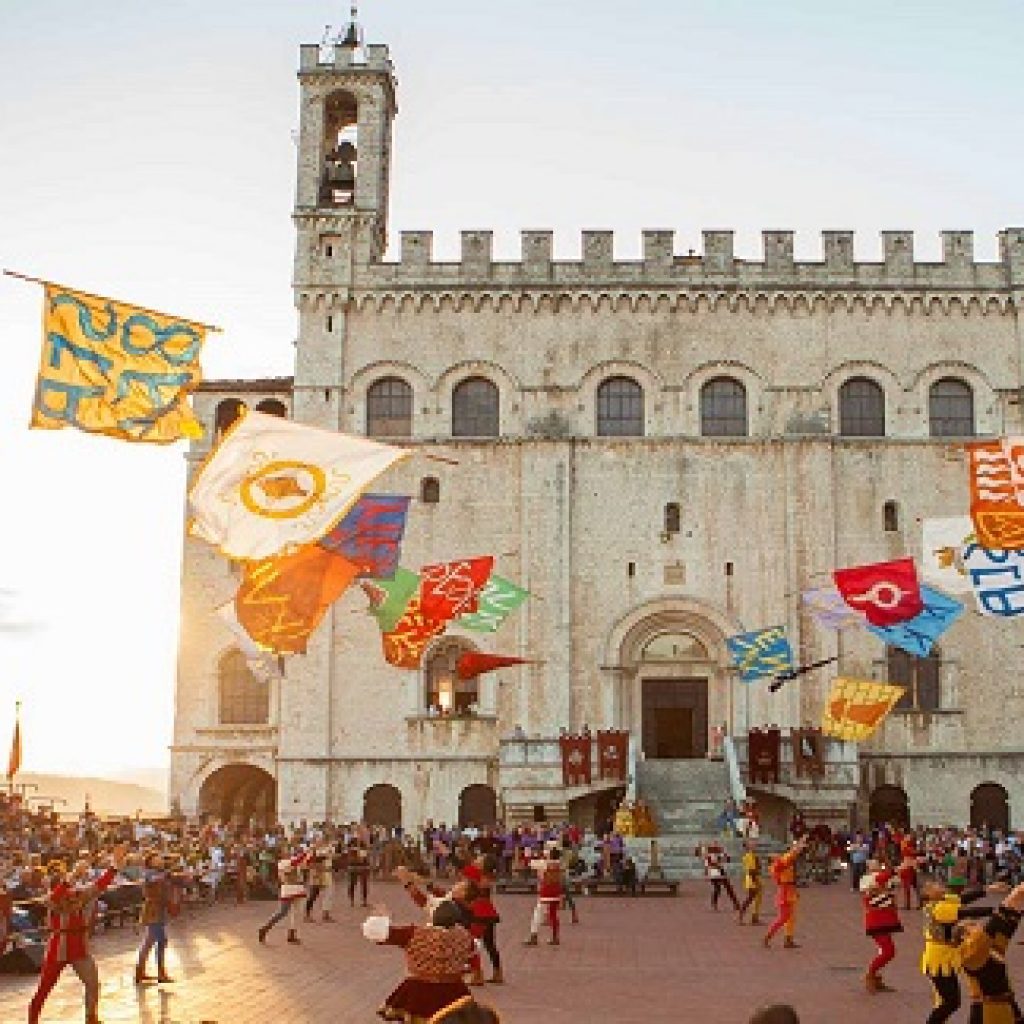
[318,493,411,580]
[866,584,963,657]
[726,626,794,682]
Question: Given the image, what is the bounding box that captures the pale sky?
[0,0,1021,791]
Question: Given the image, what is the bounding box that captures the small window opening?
[324,388,331,402]
[883,500,899,533]
[725,562,734,577]
[664,502,681,535]
[421,477,440,504]
[327,315,334,332]
[325,244,333,258]
[627,561,636,578]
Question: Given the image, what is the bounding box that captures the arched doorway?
[869,785,909,829]
[971,783,1010,834]
[363,784,402,830]
[198,764,276,826]
[458,785,497,829]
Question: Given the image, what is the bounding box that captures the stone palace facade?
[170,23,1024,839]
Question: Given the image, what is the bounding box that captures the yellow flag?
[30,284,206,443]
[821,677,906,742]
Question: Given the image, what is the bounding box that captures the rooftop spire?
[341,4,361,49]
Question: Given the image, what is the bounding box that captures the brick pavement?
[1,880,1018,1023]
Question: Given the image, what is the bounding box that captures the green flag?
[365,567,420,633]
[458,575,529,632]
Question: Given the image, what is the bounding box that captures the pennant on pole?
[821,678,905,742]
[29,282,208,443]
[7,705,21,782]
[363,568,420,633]
[455,652,530,680]
[418,557,494,622]
[235,546,359,654]
[726,626,794,682]
[458,576,529,632]
[189,411,408,560]
[866,584,964,657]
[318,494,411,580]
[833,557,923,627]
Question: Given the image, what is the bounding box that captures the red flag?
[455,652,530,681]
[833,557,923,627]
[419,557,494,622]
[381,596,447,669]
[6,714,21,782]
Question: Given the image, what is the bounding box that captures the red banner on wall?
[597,729,629,782]
[559,733,593,787]
[747,727,781,785]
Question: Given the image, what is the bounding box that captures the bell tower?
[292,7,397,428]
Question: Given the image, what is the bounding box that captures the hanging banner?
[30,283,207,443]
[597,729,629,781]
[962,542,1024,618]
[968,439,1024,551]
[791,727,825,779]
[458,576,530,632]
[833,557,923,627]
[921,516,975,594]
[821,678,905,742]
[189,411,408,560]
[865,584,964,657]
[559,733,593,787]
[318,493,411,580]
[235,546,359,654]
[381,596,447,669]
[418,557,494,622]
[802,585,865,632]
[726,626,794,682]
[747,727,781,785]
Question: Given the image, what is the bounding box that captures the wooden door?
[642,679,708,759]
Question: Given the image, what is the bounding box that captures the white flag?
[189,411,407,559]
[920,516,975,594]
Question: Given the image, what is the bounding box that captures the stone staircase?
[630,759,782,879]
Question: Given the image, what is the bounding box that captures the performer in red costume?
[764,835,809,950]
[860,862,903,994]
[28,844,129,1024]
[897,833,921,911]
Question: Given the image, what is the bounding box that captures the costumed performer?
[859,860,902,994]
[764,835,809,950]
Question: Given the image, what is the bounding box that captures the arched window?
[929,378,974,437]
[664,502,681,535]
[218,649,269,725]
[255,399,287,418]
[700,377,748,437]
[839,377,885,437]
[640,632,709,661]
[452,378,499,438]
[887,646,940,712]
[596,376,644,436]
[366,377,413,438]
[321,90,358,207]
[420,477,440,504]
[214,398,246,438]
[424,639,478,716]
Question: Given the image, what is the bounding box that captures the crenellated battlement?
[298,42,393,75]
[358,228,1024,291]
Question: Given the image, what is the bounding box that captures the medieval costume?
[764,838,807,949]
[348,840,371,907]
[258,848,311,945]
[921,882,992,1023]
[135,856,180,984]
[898,834,921,910]
[365,900,475,1024]
[703,843,740,912]
[523,847,564,946]
[738,844,763,925]
[305,845,336,922]
[959,894,1024,1024]
[29,850,126,1024]
[860,867,902,993]
[464,861,503,984]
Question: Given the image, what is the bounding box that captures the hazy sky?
[1,1,1021,791]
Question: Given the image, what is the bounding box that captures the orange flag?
[7,709,21,781]
[236,546,359,654]
[381,595,447,669]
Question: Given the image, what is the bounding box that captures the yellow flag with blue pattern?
[30,284,206,443]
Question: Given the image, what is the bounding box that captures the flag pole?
[2,269,223,333]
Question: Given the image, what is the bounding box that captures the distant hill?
[12,774,167,818]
